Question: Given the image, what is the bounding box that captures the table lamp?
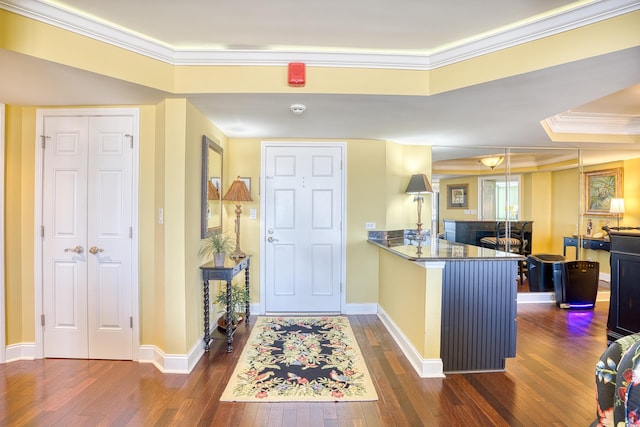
[223,176,253,259]
[609,197,625,228]
[405,174,433,238]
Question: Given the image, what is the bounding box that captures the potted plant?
[215,283,249,330]
[199,232,233,267]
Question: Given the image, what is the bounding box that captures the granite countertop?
[368,237,524,262]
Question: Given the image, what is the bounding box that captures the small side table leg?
[203,279,210,351]
[226,279,233,352]
[245,260,251,327]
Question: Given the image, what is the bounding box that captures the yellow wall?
[378,250,442,359]
[140,104,162,348]
[2,5,639,356]
[550,168,580,254]
[398,144,434,231]
[438,176,480,229]
[222,139,430,307]
[2,8,638,99]
[527,172,552,252]
[3,100,231,355]
[623,158,640,226]
[5,105,36,344]
[3,105,430,354]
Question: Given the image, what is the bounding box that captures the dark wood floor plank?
[0,298,609,426]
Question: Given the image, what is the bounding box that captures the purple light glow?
[566,309,595,336]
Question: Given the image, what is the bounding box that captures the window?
[478,175,520,220]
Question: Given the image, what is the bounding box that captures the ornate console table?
[200,256,251,352]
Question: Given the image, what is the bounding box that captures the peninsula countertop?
[368,235,524,262]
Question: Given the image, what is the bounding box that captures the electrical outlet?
[365,222,376,229]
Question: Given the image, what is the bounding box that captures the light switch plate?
[249,208,256,219]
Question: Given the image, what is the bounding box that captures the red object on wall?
[288,63,306,87]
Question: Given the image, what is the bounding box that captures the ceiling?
[1,0,639,165]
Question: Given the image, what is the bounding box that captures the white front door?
[263,144,344,313]
[41,114,133,359]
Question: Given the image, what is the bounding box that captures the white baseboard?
[517,289,610,304]
[1,341,200,374]
[5,342,36,362]
[376,306,445,378]
[138,339,203,374]
[517,292,555,304]
[250,302,262,315]
[344,303,378,315]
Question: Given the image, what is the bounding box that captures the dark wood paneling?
[608,231,640,342]
[441,260,517,372]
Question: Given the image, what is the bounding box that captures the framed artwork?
[210,177,221,192]
[584,168,623,216]
[239,177,251,193]
[447,184,468,209]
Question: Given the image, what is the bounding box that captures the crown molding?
[545,111,640,135]
[1,0,638,69]
[0,0,177,61]
[429,0,640,68]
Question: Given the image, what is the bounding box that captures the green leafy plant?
[215,283,249,327]
[198,232,233,260]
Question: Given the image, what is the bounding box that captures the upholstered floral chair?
[592,334,640,426]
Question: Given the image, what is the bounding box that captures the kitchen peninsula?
[368,230,522,377]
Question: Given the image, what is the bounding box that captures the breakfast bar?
[369,231,522,377]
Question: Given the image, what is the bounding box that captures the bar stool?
[480,221,532,283]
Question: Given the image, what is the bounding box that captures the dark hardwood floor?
[0,298,608,426]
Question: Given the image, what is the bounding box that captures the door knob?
[267,236,279,242]
[89,246,104,254]
[64,246,84,254]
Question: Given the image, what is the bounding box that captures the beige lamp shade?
[609,198,625,214]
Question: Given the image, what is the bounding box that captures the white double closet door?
[41,114,134,359]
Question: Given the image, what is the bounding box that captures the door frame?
[33,108,140,360]
[259,141,347,315]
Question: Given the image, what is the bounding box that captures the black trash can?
[526,254,566,292]
[552,260,599,309]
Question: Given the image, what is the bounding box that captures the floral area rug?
[220,316,378,402]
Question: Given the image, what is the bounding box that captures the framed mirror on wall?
[201,135,223,238]
[433,146,580,293]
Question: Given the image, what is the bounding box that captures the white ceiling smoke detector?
[290,103,306,115]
